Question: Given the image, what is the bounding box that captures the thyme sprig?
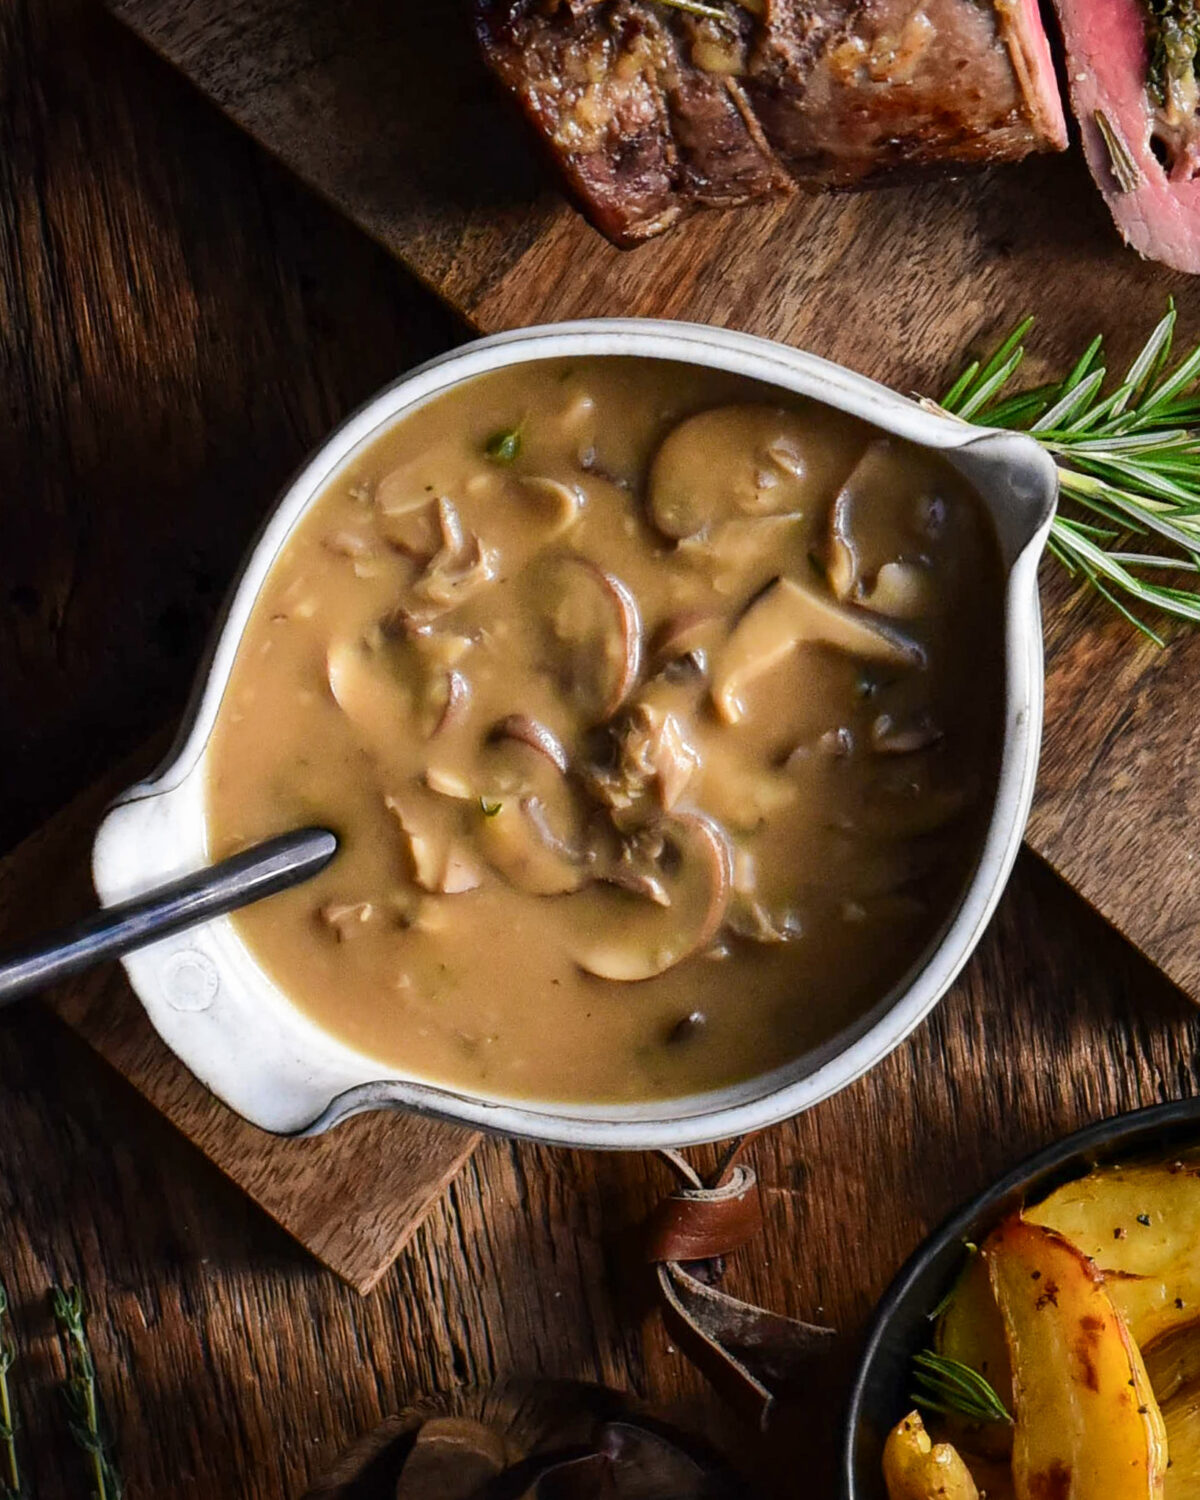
[0,1281,21,1500]
[939,302,1200,644]
[649,0,734,19]
[911,1350,1012,1427]
[51,1287,121,1500]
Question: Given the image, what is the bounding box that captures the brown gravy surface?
[206,358,1005,1104]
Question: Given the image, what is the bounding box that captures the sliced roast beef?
[475,0,1068,245]
[475,0,793,245]
[1052,0,1200,273]
[744,0,1068,186]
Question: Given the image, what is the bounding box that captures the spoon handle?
[0,827,337,1005]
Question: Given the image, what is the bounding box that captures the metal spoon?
[0,827,337,1004]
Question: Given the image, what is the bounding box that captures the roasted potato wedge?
[934,1253,1015,1459]
[882,1411,979,1500]
[984,1215,1166,1500]
[1160,1377,1200,1500]
[1143,1321,1200,1405]
[1025,1153,1200,1347]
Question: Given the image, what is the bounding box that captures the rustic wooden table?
[5,2,1200,1497]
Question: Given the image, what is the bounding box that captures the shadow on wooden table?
[0,835,1197,1498]
[414,851,1200,1498]
[124,0,548,217]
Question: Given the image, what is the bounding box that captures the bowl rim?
[841,1094,1200,1499]
[92,317,1059,1145]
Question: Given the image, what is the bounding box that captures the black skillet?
[842,1095,1200,1499]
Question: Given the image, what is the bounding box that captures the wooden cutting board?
[0,742,479,1294]
[102,0,1200,1006]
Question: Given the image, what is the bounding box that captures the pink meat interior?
[1054,0,1200,271]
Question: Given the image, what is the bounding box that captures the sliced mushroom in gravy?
[206,358,1005,1103]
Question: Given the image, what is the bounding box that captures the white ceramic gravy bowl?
[92,320,1057,1147]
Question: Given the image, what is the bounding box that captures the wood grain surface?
[0,0,476,1304]
[6,1,1200,1497]
[105,0,1200,1011]
[0,747,479,1293]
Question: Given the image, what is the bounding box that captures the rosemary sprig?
[939,302,1200,644]
[911,1350,1012,1427]
[0,1281,21,1500]
[51,1286,122,1500]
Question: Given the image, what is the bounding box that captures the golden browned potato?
[1159,1377,1200,1499]
[1025,1155,1200,1348]
[935,1254,1015,1460]
[882,1411,979,1500]
[1142,1320,1200,1404]
[984,1215,1166,1500]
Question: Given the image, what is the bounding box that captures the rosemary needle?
[938,301,1200,644]
[911,1350,1013,1427]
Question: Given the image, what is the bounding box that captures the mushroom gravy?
[206,358,1005,1104]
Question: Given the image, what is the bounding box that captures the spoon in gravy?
[0,826,337,1004]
